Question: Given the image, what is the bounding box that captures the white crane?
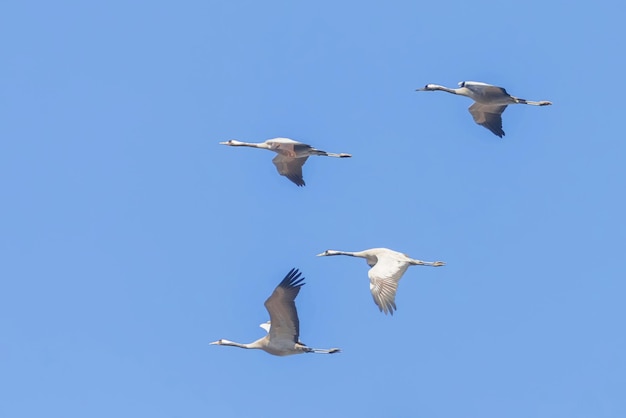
[210,268,341,356]
[416,81,552,137]
[219,137,351,186]
[317,248,445,315]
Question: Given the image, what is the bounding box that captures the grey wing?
[367,257,410,315]
[466,83,509,98]
[292,143,314,154]
[264,268,305,343]
[468,103,508,138]
[272,154,308,186]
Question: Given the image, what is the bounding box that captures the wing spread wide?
[272,154,308,186]
[468,103,507,138]
[264,268,305,343]
[367,256,410,315]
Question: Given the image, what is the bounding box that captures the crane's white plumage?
[259,321,271,333]
[210,268,340,356]
[219,137,351,186]
[416,81,552,137]
[317,248,445,315]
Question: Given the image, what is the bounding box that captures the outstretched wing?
[367,256,411,315]
[468,103,507,138]
[264,268,305,343]
[272,154,308,186]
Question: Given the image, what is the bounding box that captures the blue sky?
[1,1,625,417]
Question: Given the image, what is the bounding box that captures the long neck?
[222,340,252,349]
[220,338,264,350]
[429,84,462,95]
[327,250,361,257]
[229,140,269,149]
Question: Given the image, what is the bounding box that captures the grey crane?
[416,81,552,137]
[210,268,341,356]
[219,137,351,186]
[317,248,445,315]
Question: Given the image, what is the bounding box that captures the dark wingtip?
[286,175,306,187]
[482,125,505,138]
[283,268,305,288]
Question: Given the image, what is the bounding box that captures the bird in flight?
[210,268,341,356]
[219,137,351,186]
[416,81,552,137]
[317,248,445,315]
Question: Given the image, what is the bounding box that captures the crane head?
[416,84,437,91]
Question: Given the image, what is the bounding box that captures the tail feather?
[409,259,445,267]
[311,148,351,158]
[307,347,341,354]
[513,97,552,106]
[310,148,329,156]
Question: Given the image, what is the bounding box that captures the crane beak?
[218,141,229,145]
[316,252,326,257]
[209,340,220,345]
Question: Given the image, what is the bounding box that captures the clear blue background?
[2,1,624,417]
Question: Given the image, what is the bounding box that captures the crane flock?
[212,80,552,356]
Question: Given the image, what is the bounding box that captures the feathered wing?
[272,154,308,186]
[468,103,507,138]
[264,268,305,343]
[292,143,315,154]
[465,83,509,97]
[267,138,315,157]
[259,321,271,333]
[367,256,411,315]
